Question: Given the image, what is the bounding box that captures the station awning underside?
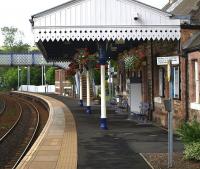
[31,0,181,62]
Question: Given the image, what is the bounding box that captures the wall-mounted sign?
[157,56,179,66]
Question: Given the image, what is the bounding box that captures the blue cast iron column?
[99,42,108,129]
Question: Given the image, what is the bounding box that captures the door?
[129,72,142,114]
[130,83,142,113]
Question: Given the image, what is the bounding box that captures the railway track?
[0,93,48,169]
[0,95,21,139]
[0,97,6,114]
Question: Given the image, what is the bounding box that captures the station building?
[30,0,200,129]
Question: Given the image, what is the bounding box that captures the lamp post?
[164,61,174,168]
[42,65,44,86]
[17,66,21,90]
[26,66,30,91]
[44,65,46,85]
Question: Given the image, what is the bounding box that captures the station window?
[194,61,199,103]
[172,66,180,99]
[158,68,165,97]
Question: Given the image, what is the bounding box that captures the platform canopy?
[30,0,181,61]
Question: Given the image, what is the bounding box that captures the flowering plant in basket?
[124,48,146,71]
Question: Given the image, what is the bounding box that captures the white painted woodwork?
[32,0,181,42]
[80,72,83,100]
[101,65,106,118]
[86,70,90,106]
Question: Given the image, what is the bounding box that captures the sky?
[0,0,169,46]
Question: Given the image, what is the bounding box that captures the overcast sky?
[0,0,169,46]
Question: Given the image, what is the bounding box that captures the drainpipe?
[150,40,155,121]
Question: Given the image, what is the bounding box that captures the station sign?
[157,56,179,65]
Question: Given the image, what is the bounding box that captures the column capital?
[99,41,107,65]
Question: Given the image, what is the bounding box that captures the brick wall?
[150,40,186,129]
[150,28,200,128]
[116,29,199,128]
[121,40,185,128]
[190,109,200,121]
[55,69,66,95]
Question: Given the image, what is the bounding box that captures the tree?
[30,67,41,85]
[46,67,55,85]
[4,68,18,89]
[1,26,30,53]
[1,27,18,48]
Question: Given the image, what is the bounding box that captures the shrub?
[184,142,200,161]
[177,120,200,161]
[177,120,200,144]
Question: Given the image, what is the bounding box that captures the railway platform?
[16,93,77,169]
[15,93,183,169]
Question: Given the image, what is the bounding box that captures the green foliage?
[20,67,28,85]
[4,68,18,89]
[124,55,140,70]
[29,46,40,53]
[177,120,200,161]
[46,67,55,85]
[93,69,100,85]
[1,27,18,48]
[30,67,41,85]
[177,120,200,144]
[1,26,30,53]
[184,142,200,161]
[110,59,118,71]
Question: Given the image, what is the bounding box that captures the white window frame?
[195,61,199,103]
[190,60,200,110]
[159,68,165,97]
[173,66,180,99]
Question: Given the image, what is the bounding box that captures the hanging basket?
[124,55,140,70]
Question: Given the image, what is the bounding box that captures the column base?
[86,106,92,114]
[100,118,108,130]
[79,100,83,107]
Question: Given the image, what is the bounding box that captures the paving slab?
[48,95,164,169]
[16,93,77,169]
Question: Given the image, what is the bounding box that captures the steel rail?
[0,102,22,142]
[11,97,40,169]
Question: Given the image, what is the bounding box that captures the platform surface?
[17,93,77,169]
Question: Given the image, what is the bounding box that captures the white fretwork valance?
[33,26,180,42]
[31,0,181,42]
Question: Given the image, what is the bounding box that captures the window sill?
[190,102,200,111]
[154,97,162,104]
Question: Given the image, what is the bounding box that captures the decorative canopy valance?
[31,0,181,42]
